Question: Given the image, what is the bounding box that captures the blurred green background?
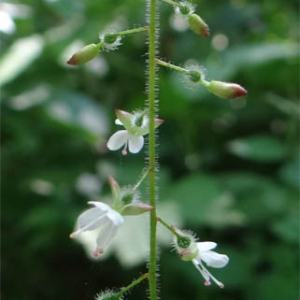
[1,0,299,299]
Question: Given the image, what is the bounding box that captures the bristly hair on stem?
[146,0,159,299]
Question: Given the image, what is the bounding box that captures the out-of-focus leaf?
[279,156,300,189]
[168,174,239,226]
[219,172,289,221]
[227,135,285,162]
[255,245,299,300]
[207,43,299,80]
[0,35,44,86]
[45,89,108,143]
[272,211,299,243]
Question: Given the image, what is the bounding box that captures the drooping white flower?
[191,242,229,288]
[107,109,163,155]
[70,201,124,257]
[172,227,229,288]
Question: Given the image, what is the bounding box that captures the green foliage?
[1,0,299,299]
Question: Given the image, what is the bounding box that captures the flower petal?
[107,130,128,150]
[128,135,144,153]
[200,250,229,268]
[88,201,111,212]
[197,242,217,252]
[94,221,118,256]
[106,209,124,226]
[77,208,107,231]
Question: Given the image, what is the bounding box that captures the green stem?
[114,273,149,298]
[148,0,158,299]
[156,59,188,73]
[160,0,182,7]
[157,217,181,238]
[156,58,211,87]
[116,26,149,36]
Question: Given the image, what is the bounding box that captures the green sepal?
[121,202,155,216]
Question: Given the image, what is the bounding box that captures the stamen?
[92,248,104,258]
[204,280,211,286]
[198,260,225,288]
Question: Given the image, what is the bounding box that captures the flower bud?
[121,202,155,216]
[67,43,101,65]
[208,80,248,99]
[188,14,209,37]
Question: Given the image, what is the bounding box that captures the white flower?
[107,109,163,155]
[107,128,144,155]
[191,242,229,288]
[70,201,124,257]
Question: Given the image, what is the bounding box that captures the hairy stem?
[148,0,158,299]
[156,59,188,73]
[116,26,149,36]
[115,273,149,298]
[157,217,181,238]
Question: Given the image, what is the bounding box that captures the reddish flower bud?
[188,14,209,37]
[67,43,101,65]
[208,80,247,99]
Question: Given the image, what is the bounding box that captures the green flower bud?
[188,14,209,37]
[121,202,155,216]
[67,43,101,65]
[208,80,248,99]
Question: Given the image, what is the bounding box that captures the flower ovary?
[104,34,118,44]
[188,70,201,82]
[177,236,192,249]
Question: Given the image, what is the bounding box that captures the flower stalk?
[148,0,158,299]
[114,273,149,298]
